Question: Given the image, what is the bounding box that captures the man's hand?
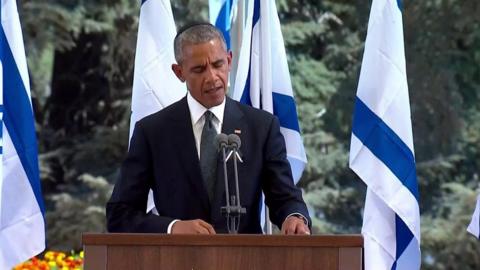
[281,215,310,235]
[171,219,216,234]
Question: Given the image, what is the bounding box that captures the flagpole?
[265,207,273,234]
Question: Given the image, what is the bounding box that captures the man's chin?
[209,96,225,108]
[203,92,225,108]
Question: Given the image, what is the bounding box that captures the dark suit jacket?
[106,96,310,233]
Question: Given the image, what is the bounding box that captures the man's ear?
[171,64,185,82]
[227,51,233,71]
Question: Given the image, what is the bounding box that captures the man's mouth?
[205,86,222,94]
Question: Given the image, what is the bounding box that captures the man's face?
[172,38,232,108]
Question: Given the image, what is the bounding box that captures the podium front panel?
[83,234,362,270]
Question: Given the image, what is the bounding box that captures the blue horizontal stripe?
[1,26,45,216]
[391,259,397,269]
[352,97,419,201]
[215,0,233,49]
[253,0,260,26]
[272,92,300,132]
[397,0,403,11]
[239,0,300,133]
[240,89,301,133]
[392,214,414,269]
[239,66,252,106]
[0,115,2,154]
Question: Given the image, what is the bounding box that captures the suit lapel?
[221,97,245,136]
[170,97,210,213]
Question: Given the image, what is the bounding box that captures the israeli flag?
[209,0,235,49]
[130,0,185,212]
[467,194,480,239]
[231,0,307,183]
[0,0,45,268]
[349,0,421,269]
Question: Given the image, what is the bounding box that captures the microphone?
[225,134,243,162]
[215,133,229,152]
[227,134,241,150]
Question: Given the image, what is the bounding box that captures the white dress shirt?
[187,92,225,159]
[167,93,225,233]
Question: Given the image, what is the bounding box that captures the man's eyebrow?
[212,59,225,65]
[190,63,206,71]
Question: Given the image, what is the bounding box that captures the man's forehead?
[182,41,226,60]
[183,39,225,51]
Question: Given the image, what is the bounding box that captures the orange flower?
[14,250,84,270]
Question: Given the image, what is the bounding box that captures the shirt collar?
[187,92,225,125]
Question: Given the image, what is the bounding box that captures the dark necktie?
[200,111,217,202]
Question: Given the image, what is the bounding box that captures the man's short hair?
[173,22,227,63]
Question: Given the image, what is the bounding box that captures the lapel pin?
[234,129,241,134]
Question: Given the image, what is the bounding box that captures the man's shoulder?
[227,97,275,121]
[137,97,187,127]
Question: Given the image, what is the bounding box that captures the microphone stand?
[221,137,246,234]
[220,142,231,223]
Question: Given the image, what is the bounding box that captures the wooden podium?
[82,234,362,270]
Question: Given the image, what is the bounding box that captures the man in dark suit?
[107,23,310,234]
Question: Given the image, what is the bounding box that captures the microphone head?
[215,133,229,150]
[228,134,241,149]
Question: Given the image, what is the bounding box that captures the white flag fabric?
[0,0,45,268]
[467,194,480,238]
[130,0,186,139]
[231,0,307,183]
[130,0,185,213]
[349,0,421,269]
[230,0,307,232]
[209,0,235,49]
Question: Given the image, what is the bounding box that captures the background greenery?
[18,0,480,268]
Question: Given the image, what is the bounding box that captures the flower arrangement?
[14,251,84,270]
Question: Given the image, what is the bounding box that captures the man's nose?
[205,66,216,82]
